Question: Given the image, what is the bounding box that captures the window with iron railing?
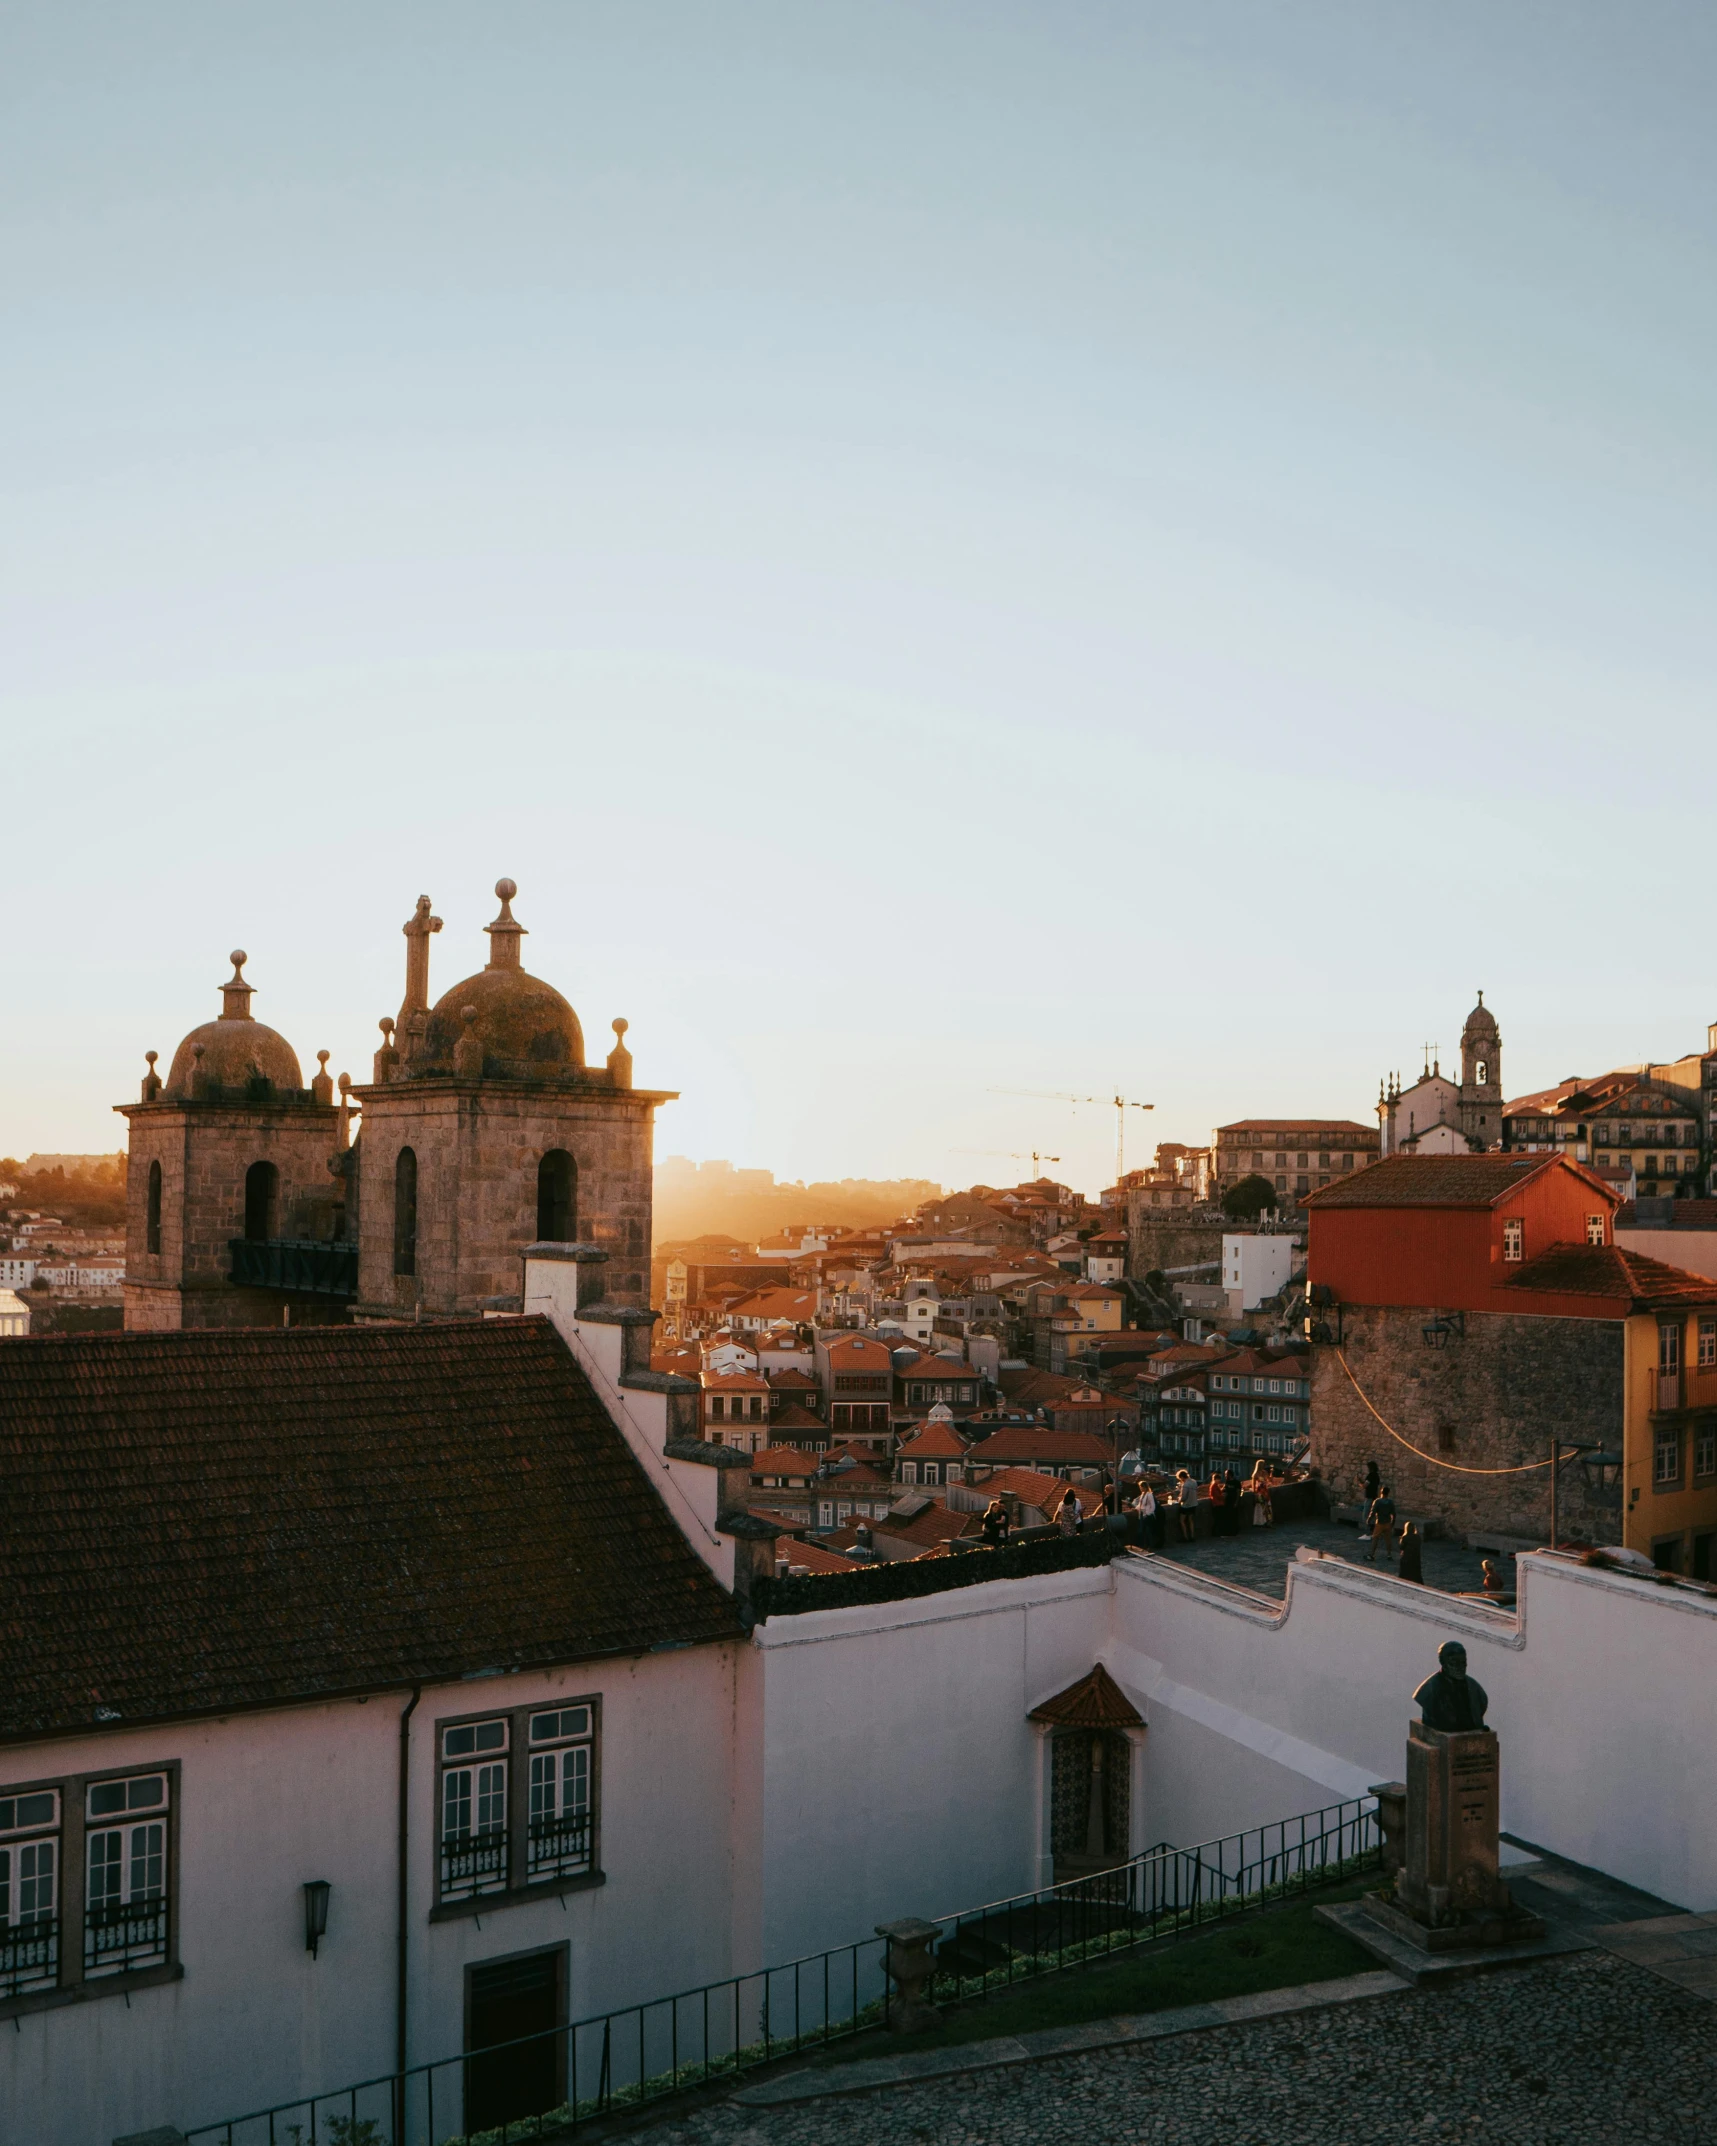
[527,1707,594,1883]
[438,1702,601,1909]
[0,1789,59,1999]
[441,1720,510,1902]
[85,1774,170,1978]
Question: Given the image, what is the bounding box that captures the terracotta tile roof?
[749,1445,819,1477]
[767,1402,827,1435]
[996,1367,1086,1404]
[966,1428,1112,1467]
[825,1334,894,1370]
[978,1467,1102,1515]
[874,1504,979,1550]
[1301,1154,1575,1210]
[765,1367,820,1390]
[0,1320,743,1739]
[823,1463,893,1493]
[1028,1663,1143,1729]
[777,1540,859,1574]
[701,1365,771,1392]
[897,1419,970,1459]
[1502,1244,1717,1310]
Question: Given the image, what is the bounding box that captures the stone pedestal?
[876,1917,941,2033]
[1365,1724,1543,1952]
[1368,1780,1406,1877]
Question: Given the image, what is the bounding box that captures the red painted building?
[1303,1153,1621,1316]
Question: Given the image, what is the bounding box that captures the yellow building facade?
[1623,1305,1717,1576]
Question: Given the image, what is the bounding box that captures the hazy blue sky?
[6,5,1715,1193]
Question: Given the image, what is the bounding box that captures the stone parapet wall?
[1309,1304,1623,1544]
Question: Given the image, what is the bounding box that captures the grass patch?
[807,1877,1378,2063]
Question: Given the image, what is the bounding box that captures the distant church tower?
[348,880,672,1317]
[1458,992,1503,1149]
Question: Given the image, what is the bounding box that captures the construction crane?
[953,1148,1062,1177]
[988,1089,1154,1181]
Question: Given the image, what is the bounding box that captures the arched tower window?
[146,1160,163,1254]
[1475,1060,1488,1087]
[244,1160,279,1242]
[393,1147,419,1277]
[537,1149,577,1242]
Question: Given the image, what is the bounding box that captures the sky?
[5,4,1715,1196]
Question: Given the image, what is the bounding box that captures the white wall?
[748,1542,1717,1980]
[751,1568,1112,1960]
[4,1645,749,2146]
[1105,1550,1717,1911]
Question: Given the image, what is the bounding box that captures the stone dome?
[165,953,304,1097]
[1462,992,1500,1040]
[419,881,585,1077]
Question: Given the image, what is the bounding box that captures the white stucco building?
[1220,1231,1300,1314]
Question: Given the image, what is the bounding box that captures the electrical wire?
[1335,1349,1553,1475]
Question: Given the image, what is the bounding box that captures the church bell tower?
[1458,992,1503,1150]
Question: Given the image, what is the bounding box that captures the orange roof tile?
[1029,1663,1143,1729]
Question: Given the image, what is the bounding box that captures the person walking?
[1363,1484,1397,1563]
[1174,1469,1197,1542]
[1396,1519,1424,1584]
[1132,1480,1157,1549]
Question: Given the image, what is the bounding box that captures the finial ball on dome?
[495,878,517,903]
[613,1017,628,1038]
[229,950,247,973]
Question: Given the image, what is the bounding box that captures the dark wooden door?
[466,1948,564,2131]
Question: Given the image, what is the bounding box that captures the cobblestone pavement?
[626,1954,1717,2146]
[1153,1515,1493,1598]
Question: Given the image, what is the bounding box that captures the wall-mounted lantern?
[1422,1312,1466,1349]
[303,1879,331,1958]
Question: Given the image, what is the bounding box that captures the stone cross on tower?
[396,896,442,1070]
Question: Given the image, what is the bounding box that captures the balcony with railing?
[527,1811,594,1884]
[228,1238,359,1299]
[84,1895,168,1977]
[439,1826,510,1903]
[0,1915,58,1999]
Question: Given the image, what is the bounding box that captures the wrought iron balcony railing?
[527,1811,594,1883]
[439,1825,510,1903]
[0,1914,58,1999]
[85,1895,168,1977]
[228,1238,359,1299]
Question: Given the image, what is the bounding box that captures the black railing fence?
[0,1914,58,1999]
[183,1797,1376,2146]
[928,1796,1377,2008]
[228,1238,359,1299]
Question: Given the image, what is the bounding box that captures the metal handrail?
[182,1795,1376,2146]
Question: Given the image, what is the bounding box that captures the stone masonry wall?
[120,1102,342,1330]
[1125,1215,1226,1286]
[355,1082,656,1316]
[1310,1304,1623,1544]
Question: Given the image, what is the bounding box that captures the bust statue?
[1414,1640,1488,1733]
